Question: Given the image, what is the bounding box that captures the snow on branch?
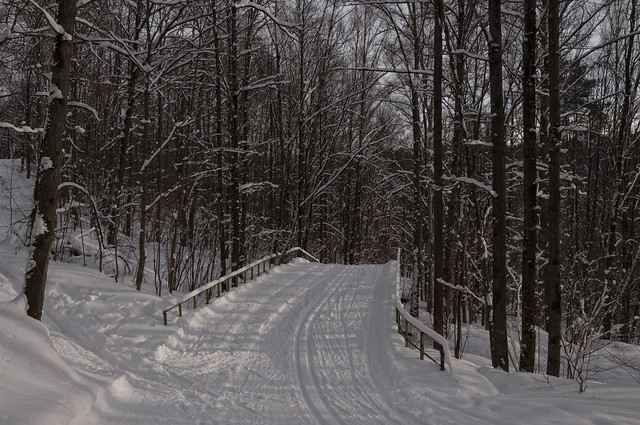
[449,49,489,62]
[465,139,492,147]
[571,29,640,66]
[437,278,486,306]
[147,0,189,4]
[141,118,194,172]
[238,74,284,92]
[240,182,278,194]
[76,0,95,7]
[27,0,70,39]
[0,122,43,134]
[339,66,433,75]
[67,101,100,121]
[235,2,299,40]
[443,175,498,198]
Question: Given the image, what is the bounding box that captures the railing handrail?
[395,248,454,374]
[162,247,318,324]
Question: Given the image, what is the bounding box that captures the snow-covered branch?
[0,122,43,134]
[443,175,498,198]
[141,118,194,172]
[27,0,69,38]
[67,101,100,121]
[338,66,433,75]
[235,2,299,41]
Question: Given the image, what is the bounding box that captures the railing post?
[193,296,197,310]
[420,332,425,360]
[178,303,182,317]
[404,321,409,347]
[396,307,401,333]
[217,282,220,298]
[206,288,210,304]
[163,311,167,326]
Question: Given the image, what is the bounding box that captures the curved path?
[67,260,422,425]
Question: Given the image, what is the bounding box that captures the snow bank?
[0,298,95,425]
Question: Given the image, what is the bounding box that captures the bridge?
[150,250,452,424]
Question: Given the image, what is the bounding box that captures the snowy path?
[64,260,417,425]
[3,159,640,425]
[3,247,640,425]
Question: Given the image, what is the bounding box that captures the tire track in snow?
[316,264,410,424]
[293,264,411,425]
[293,265,355,425]
[363,262,421,425]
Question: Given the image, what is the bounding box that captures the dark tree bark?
[135,1,153,291]
[229,2,243,271]
[23,0,77,320]
[408,3,423,319]
[546,0,562,377]
[520,0,538,373]
[433,0,444,339]
[488,0,509,372]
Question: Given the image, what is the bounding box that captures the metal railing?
[162,247,318,325]
[395,248,454,373]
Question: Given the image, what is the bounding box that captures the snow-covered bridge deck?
[149,260,418,424]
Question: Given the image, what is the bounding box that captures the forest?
[1,0,639,378]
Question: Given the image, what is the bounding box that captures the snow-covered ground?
[1,159,640,424]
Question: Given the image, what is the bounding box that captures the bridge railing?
[162,247,318,325]
[395,248,454,373]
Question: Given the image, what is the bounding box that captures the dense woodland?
[1,0,639,377]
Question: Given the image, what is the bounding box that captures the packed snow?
[1,159,640,424]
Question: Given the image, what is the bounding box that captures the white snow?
[0,159,639,424]
[0,122,43,134]
[49,85,64,102]
[40,156,54,171]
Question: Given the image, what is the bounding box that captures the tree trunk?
[408,3,423,320]
[229,3,243,271]
[546,0,562,377]
[23,0,77,320]
[135,2,152,291]
[433,0,445,338]
[488,0,509,372]
[520,0,538,373]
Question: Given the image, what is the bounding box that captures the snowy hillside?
[1,159,640,424]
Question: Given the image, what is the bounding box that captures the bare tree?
[433,0,445,341]
[488,0,509,372]
[520,0,538,373]
[23,0,77,320]
[546,0,563,377]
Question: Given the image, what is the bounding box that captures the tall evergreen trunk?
[520,0,538,373]
[23,0,77,320]
[488,0,509,372]
[546,0,562,377]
